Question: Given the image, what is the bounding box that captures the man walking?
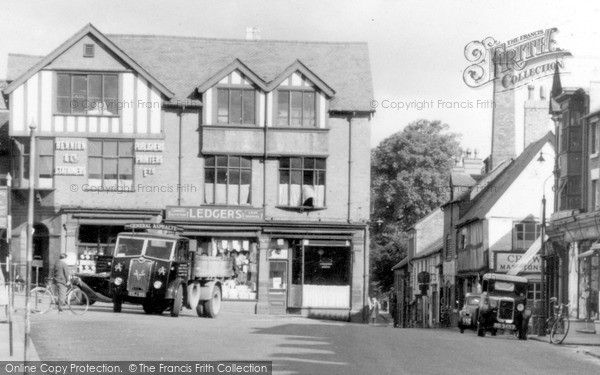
[54,254,69,312]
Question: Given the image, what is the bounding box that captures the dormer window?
[57,73,118,115]
[277,90,315,127]
[217,88,256,125]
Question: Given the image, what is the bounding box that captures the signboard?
[0,187,8,228]
[125,223,183,233]
[166,206,264,222]
[494,252,541,274]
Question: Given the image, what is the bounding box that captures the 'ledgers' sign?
[495,252,541,274]
[166,206,264,221]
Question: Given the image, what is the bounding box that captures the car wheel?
[477,319,485,337]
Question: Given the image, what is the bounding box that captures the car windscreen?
[467,296,480,305]
[145,240,174,260]
[116,237,145,257]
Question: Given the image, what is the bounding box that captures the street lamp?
[24,121,36,362]
[538,173,554,337]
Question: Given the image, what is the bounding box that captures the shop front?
[165,205,362,320]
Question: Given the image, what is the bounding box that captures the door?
[268,260,288,314]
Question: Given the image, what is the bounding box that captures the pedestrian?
[368,296,380,325]
[0,268,8,322]
[390,292,399,328]
[54,253,70,313]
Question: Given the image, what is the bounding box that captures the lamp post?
[538,170,555,337]
[24,121,36,362]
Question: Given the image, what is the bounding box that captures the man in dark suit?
[54,253,70,312]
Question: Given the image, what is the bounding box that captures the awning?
[507,235,547,276]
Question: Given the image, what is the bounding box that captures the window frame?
[277,156,326,209]
[10,137,55,189]
[87,139,134,190]
[203,155,252,206]
[276,89,317,128]
[216,87,256,125]
[56,72,120,116]
[591,121,599,157]
[513,222,541,250]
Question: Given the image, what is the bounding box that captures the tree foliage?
[370,119,461,293]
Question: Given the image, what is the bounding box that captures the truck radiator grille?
[498,300,514,320]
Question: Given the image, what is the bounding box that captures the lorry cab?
[110,224,191,315]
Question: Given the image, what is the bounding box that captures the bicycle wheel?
[29,287,53,314]
[550,316,570,344]
[68,287,89,315]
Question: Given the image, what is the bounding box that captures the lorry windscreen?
[116,237,145,257]
[145,239,174,260]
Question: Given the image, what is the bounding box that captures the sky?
[1,0,599,157]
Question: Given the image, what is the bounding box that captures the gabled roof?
[0,81,7,110]
[196,59,269,93]
[266,60,335,97]
[392,256,409,271]
[106,33,372,111]
[457,132,554,227]
[3,24,174,98]
[413,237,443,261]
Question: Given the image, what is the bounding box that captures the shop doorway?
[268,260,288,314]
[33,223,49,283]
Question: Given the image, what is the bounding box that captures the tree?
[370,119,461,293]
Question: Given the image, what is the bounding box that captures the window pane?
[119,158,133,180]
[230,89,242,124]
[280,170,289,184]
[204,169,215,183]
[104,141,117,157]
[316,158,326,169]
[278,91,289,126]
[241,169,251,184]
[205,156,215,167]
[88,141,102,156]
[89,158,102,179]
[57,98,72,113]
[119,141,133,157]
[291,92,303,126]
[280,157,290,169]
[303,92,315,127]
[217,89,229,123]
[216,169,227,184]
[304,157,315,169]
[229,156,240,168]
[72,75,87,99]
[88,75,102,112]
[39,156,53,178]
[291,157,302,169]
[216,156,227,167]
[57,74,71,97]
[103,75,118,100]
[242,90,255,124]
[317,170,326,185]
[241,157,251,169]
[229,169,240,184]
[304,170,314,185]
[103,159,118,180]
[291,170,302,184]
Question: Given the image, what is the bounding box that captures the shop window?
[88,139,133,189]
[57,73,119,115]
[204,155,252,205]
[590,121,598,155]
[198,238,258,300]
[277,90,316,127]
[513,223,541,250]
[578,254,599,320]
[291,245,351,308]
[278,157,325,208]
[217,88,255,125]
[527,282,541,303]
[11,138,54,189]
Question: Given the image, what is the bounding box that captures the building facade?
[0,24,374,321]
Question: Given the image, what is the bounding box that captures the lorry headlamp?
[114,277,123,286]
[153,281,163,289]
[517,303,525,312]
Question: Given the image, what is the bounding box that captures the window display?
[197,237,258,300]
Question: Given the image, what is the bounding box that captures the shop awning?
[507,235,547,276]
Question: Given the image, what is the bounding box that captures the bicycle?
[545,297,570,344]
[29,276,89,315]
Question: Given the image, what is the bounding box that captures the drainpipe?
[347,113,354,223]
[178,105,185,206]
[263,96,268,211]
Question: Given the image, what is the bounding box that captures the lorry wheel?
[143,300,155,314]
[170,284,183,317]
[204,287,221,318]
[477,320,485,337]
[113,298,122,313]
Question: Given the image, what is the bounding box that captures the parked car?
[458,293,481,333]
[476,273,532,340]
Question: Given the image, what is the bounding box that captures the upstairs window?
[88,140,133,189]
[591,121,598,155]
[277,91,316,127]
[278,157,325,208]
[204,155,252,205]
[513,223,541,250]
[217,88,256,125]
[57,73,119,115]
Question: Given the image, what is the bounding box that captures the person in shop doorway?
[368,296,380,325]
[54,254,69,313]
[390,291,399,328]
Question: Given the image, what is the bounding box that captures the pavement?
[0,291,41,362]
